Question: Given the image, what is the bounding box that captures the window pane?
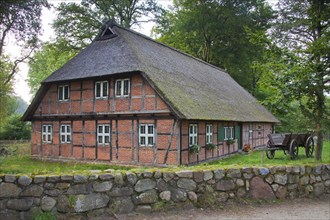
[140,137,145,145]
[140,125,145,134]
[98,136,103,144]
[105,136,109,143]
[148,137,153,145]
[67,135,71,142]
[58,87,63,100]
[148,125,153,134]
[98,126,103,133]
[42,135,46,142]
[103,82,108,97]
[104,125,109,133]
[67,125,71,132]
[61,135,65,142]
[48,135,51,141]
[61,126,65,133]
[64,86,69,99]
[123,80,129,95]
[96,82,101,97]
[116,80,121,96]
[194,136,197,144]
[43,126,46,132]
[194,125,197,134]
[48,126,51,133]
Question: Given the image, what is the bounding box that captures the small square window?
[115,79,130,97]
[95,81,108,98]
[58,85,69,101]
[139,124,155,147]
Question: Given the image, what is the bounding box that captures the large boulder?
[134,179,156,192]
[177,178,197,191]
[7,198,34,211]
[0,183,22,198]
[250,176,275,200]
[74,194,110,212]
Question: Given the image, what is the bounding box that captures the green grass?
[0,141,329,175]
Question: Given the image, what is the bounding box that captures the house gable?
[29,73,173,120]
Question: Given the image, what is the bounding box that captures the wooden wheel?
[305,136,314,158]
[290,139,299,159]
[266,141,275,159]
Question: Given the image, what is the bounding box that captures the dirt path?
[118,195,330,220]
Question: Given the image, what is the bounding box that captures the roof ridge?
[112,24,229,75]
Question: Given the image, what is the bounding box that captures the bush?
[206,143,216,150]
[0,114,30,140]
[189,144,201,154]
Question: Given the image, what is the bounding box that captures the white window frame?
[224,127,234,140]
[115,78,130,97]
[189,124,198,146]
[248,123,253,139]
[206,124,213,144]
[139,124,155,147]
[42,125,52,143]
[58,85,69,101]
[60,124,71,143]
[97,124,110,145]
[95,81,109,99]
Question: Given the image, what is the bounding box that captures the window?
[60,125,71,143]
[115,79,130,97]
[224,127,234,140]
[58,85,69,101]
[42,125,52,143]
[139,124,154,146]
[95,81,108,98]
[258,125,262,137]
[206,124,213,144]
[189,124,198,146]
[97,124,110,145]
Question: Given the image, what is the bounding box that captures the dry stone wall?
[0,165,329,219]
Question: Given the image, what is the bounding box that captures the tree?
[153,0,274,93]
[53,0,164,49]
[271,0,330,160]
[0,0,48,118]
[28,39,77,95]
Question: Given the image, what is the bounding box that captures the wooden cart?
[266,133,314,159]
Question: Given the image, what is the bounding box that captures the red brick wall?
[31,118,179,165]
[181,121,274,165]
[34,73,171,116]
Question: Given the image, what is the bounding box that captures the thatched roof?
[23,22,278,123]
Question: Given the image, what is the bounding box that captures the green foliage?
[28,40,77,95]
[189,144,201,154]
[34,211,56,220]
[53,0,164,49]
[0,114,31,140]
[153,0,274,93]
[206,143,216,150]
[226,139,235,146]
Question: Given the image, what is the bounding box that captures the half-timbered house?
[23,21,279,166]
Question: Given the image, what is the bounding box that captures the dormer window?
[115,79,130,97]
[95,81,109,98]
[58,85,69,101]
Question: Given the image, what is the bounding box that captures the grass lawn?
[0,141,329,175]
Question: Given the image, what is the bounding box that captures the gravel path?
[119,195,330,220]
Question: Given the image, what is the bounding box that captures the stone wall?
[0,164,329,219]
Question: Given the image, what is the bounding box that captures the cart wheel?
[290,140,299,159]
[305,136,314,158]
[266,141,275,159]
